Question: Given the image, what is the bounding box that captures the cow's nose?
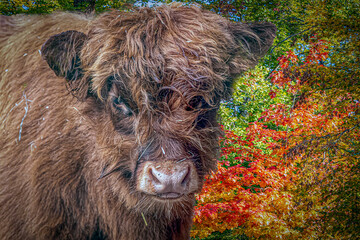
[148,164,191,198]
[137,161,199,198]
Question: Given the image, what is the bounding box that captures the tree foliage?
[191,1,359,238]
[0,0,135,14]
[193,37,359,240]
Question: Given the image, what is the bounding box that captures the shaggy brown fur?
[0,4,276,240]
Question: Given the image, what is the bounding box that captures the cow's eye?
[113,97,133,117]
[186,96,204,111]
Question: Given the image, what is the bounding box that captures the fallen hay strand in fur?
[19,91,32,141]
[177,158,187,163]
[1,91,32,142]
[141,212,148,227]
[137,138,154,161]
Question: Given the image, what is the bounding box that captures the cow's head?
[41,4,276,218]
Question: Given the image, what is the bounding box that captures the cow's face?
[41,5,276,217]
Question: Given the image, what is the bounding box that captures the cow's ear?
[41,30,87,82]
[228,22,277,75]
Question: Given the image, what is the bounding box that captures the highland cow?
[0,4,276,240]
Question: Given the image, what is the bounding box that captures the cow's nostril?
[181,166,191,186]
[149,168,161,185]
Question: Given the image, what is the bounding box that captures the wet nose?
[148,164,191,198]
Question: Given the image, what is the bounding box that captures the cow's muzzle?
[137,160,199,199]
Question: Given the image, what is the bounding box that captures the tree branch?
[269,26,316,54]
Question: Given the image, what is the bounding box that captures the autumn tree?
[282,1,360,237]
[192,0,359,239]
